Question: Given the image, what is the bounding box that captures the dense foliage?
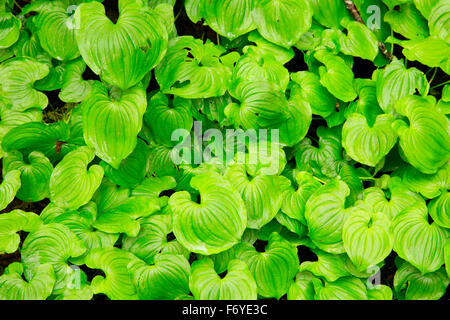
[0,0,449,300]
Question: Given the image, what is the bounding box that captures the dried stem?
[343,0,394,61]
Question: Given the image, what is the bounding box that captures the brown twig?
[344,0,394,61]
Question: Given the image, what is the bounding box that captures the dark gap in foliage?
[166,232,176,242]
[147,70,159,93]
[218,270,227,279]
[80,264,106,282]
[284,47,307,73]
[82,65,101,82]
[174,4,218,45]
[352,57,376,79]
[192,192,201,204]
[362,180,372,189]
[160,189,175,198]
[297,245,318,262]
[188,253,197,265]
[427,212,434,224]
[43,90,66,123]
[305,121,325,148]
[254,240,268,253]
[103,0,119,24]
[93,293,109,300]
[1,197,49,215]
[379,252,397,287]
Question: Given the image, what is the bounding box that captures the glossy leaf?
[129,253,191,300]
[82,81,147,168]
[393,202,448,274]
[169,172,247,254]
[235,233,299,299]
[49,146,104,210]
[252,0,313,48]
[74,0,168,89]
[189,258,257,300]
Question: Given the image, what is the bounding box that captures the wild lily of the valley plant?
[0,0,449,301]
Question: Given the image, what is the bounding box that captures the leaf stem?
[431,80,450,90]
[428,67,438,85]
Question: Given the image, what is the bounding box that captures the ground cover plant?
[0,0,449,300]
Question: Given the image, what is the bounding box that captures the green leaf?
[93,182,162,237]
[244,31,295,64]
[0,169,21,211]
[2,151,52,202]
[0,210,41,254]
[82,81,147,169]
[74,0,168,89]
[304,180,350,253]
[279,82,312,146]
[281,171,321,225]
[235,232,299,299]
[363,176,424,220]
[49,146,104,210]
[392,95,450,174]
[428,191,450,228]
[0,100,42,129]
[394,259,449,300]
[428,0,450,42]
[342,113,398,167]
[122,209,189,264]
[0,58,49,111]
[275,212,307,238]
[101,138,150,189]
[287,271,316,300]
[189,258,257,300]
[445,240,450,278]
[0,12,21,49]
[225,80,288,130]
[338,20,379,61]
[185,0,256,39]
[169,172,247,254]
[224,164,288,229]
[26,2,80,61]
[393,201,448,274]
[58,57,93,103]
[84,247,138,300]
[384,3,429,39]
[0,263,55,300]
[367,285,393,300]
[313,277,368,300]
[307,0,349,29]
[231,49,290,92]
[129,253,191,300]
[413,0,439,18]
[155,36,231,99]
[402,163,449,199]
[314,49,357,102]
[298,249,376,282]
[295,126,343,180]
[387,36,450,74]
[291,71,337,118]
[252,0,313,48]
[144,91,193,147]
[21,223,87,293]
[52,202,119,265]
[376,59,429,114]
[343,204,393,271]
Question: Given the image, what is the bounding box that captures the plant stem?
[431,80,450,90]
[428,67,438,85]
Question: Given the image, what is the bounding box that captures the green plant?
[0,0,449,301]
